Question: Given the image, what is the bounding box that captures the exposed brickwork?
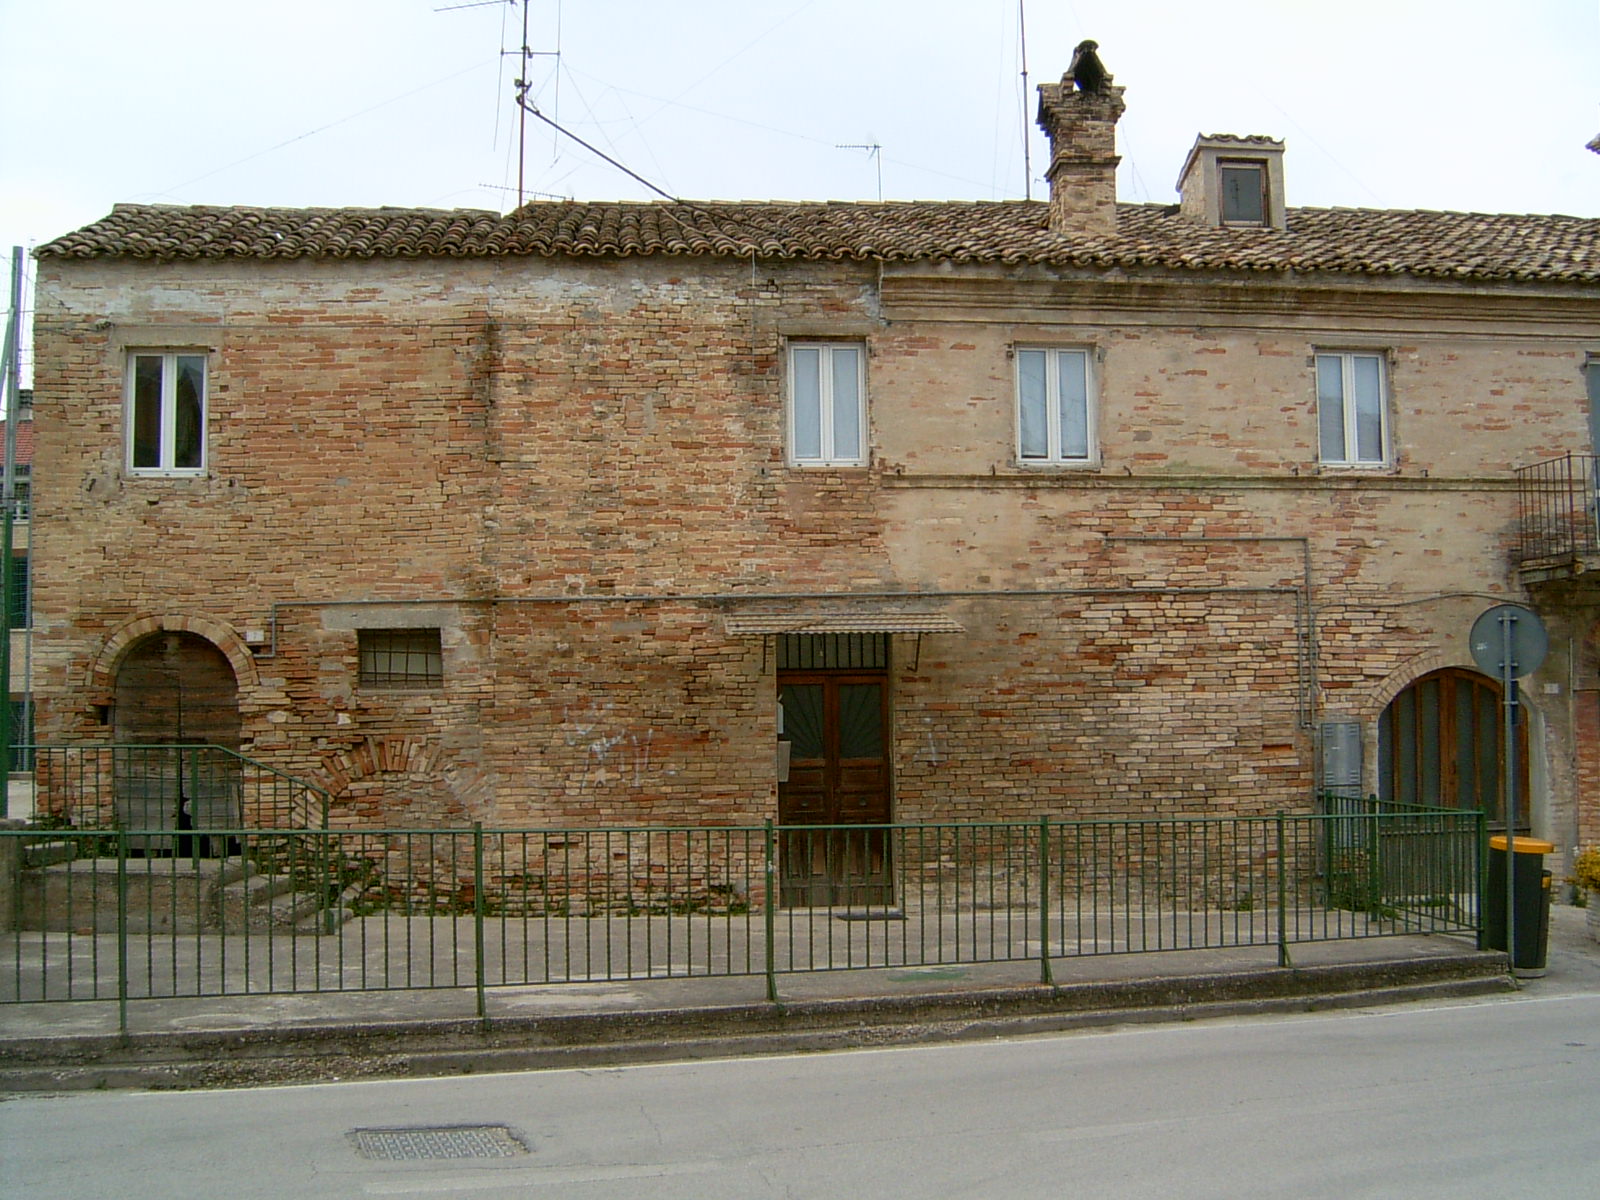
[24,232,1600,855]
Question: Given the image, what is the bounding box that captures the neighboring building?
[26,60,1600,892]
[2,396,34,776]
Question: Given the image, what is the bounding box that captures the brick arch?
[316,737,492,826]
[87,613,260,695]
[1353,649,1482,721]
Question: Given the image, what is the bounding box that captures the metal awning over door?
[724,613,965,636]
[726,613,964,672]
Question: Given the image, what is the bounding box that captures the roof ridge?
[36,198,1600,284]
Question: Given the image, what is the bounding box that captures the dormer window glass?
[1219,161,1266,226]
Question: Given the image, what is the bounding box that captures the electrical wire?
[159,59,497,198]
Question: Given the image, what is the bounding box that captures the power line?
[159,59,495,198]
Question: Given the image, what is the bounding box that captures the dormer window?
[1219,160,1267,226]
[1177,135,1286,231]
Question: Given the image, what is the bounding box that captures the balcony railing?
[1516,453,1600,564]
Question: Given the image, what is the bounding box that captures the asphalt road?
[4,989,1598,1199]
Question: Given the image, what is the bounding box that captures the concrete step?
[20,839,76,869]
[216,868,348,933]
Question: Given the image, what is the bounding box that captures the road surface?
[4,990,1597,1198]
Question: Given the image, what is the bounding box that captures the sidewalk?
[12,904,1597,1092]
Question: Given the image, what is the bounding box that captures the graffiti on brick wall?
[561,700,656,790]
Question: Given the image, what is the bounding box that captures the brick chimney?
[1036,51,1125,237]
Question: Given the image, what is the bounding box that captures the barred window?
[358,628,443,688]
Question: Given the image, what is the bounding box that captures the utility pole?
[0,246,21,819]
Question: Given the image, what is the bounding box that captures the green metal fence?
[19,744,331,836]
[0,804,1484,1029]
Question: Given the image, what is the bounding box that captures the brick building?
[26,61,1600,892]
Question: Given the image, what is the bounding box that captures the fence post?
[1275,813,1289,968]
[473,822,487,1028]
[116,828,129,1039]
[764,819,778,1005]
[1039,816,1054,986]
[1476,809,1490,951]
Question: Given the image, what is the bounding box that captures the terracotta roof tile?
[35,199,1600,284]
[0,422,33,468]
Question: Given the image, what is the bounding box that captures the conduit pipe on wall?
[256,583,1309,718]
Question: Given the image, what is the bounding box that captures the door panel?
[1379,667,1527,829]
[778,674,892,906]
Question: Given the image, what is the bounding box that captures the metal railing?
[18,744,331,837]
[1516,452,1600,563]
[0,806,1485,1030]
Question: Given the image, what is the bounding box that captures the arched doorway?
[113,631,242,851]
[1378,667,1528,830]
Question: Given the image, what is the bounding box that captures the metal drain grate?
[348,1125,528,1161]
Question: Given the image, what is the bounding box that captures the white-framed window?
[1316,351,1389,466]
[1016,346,1095,464]
[1585,355,1600,454]
[127,352,207,474]
[788,342,865,466]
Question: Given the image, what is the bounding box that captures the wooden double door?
[777,672,892,906]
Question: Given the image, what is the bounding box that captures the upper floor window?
[5,553,27,631]
[1218,160,1267,226]
[1016,347,1095,464]
[1585,355,1599,454]
[128,352,206,475]
[788,342,865,466]
[1316,351,1389,467]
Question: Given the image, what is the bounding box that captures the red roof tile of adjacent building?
[35,199,1600,285]
[0,422,33,468]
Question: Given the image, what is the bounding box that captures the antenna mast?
[836,142,883,201]
[1018,0,1033,201]
[439,0,558,210]
[514,0,530,207]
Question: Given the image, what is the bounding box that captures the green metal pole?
[473,822,487,1027]
[116,829,129,1039]
[1276,813,1290,968]
[0,246,20,818]
[764,819,777,1005]
[1477,808,1490,951]
[1039,815,1053,986]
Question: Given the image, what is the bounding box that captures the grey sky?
[2,0,1596,261]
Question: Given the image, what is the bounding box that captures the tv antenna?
[439,0,560,209]
[836,141,883,201]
